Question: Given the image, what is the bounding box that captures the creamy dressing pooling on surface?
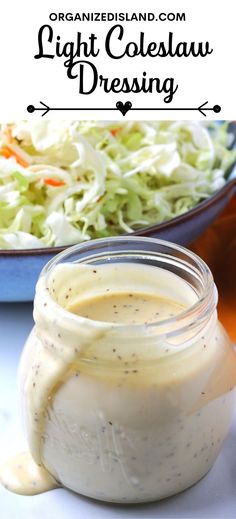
[1,262,236,502]
[69,292,186,325]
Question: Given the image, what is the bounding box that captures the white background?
[0,0,235,120]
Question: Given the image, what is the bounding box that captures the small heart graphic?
[116,101,132,116]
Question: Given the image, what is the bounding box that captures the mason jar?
[18,237,236,503]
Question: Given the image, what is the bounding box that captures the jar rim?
[39,236,217,337]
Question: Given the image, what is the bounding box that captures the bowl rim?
[0,176,235,257]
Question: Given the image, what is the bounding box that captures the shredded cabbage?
[0,120,235,249]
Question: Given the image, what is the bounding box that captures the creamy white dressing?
[0,452,58,495]
[69,291,187,324]
[1,262,236,502]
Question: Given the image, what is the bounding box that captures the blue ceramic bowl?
[0,174,235,302]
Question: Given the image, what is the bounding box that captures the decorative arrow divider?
[27,101,221,117]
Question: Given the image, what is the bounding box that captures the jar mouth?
[39,236,217,336]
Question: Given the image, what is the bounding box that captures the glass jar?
[19,237,236,503]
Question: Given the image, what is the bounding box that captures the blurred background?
[191,196,236,341]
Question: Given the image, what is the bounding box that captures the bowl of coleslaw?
[0,120,235,301]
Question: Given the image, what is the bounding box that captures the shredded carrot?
[44,178,65,187]
[0,147,12,159]
[0,146,29,168]
[110,127,121,137]
[8,147,29,168]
